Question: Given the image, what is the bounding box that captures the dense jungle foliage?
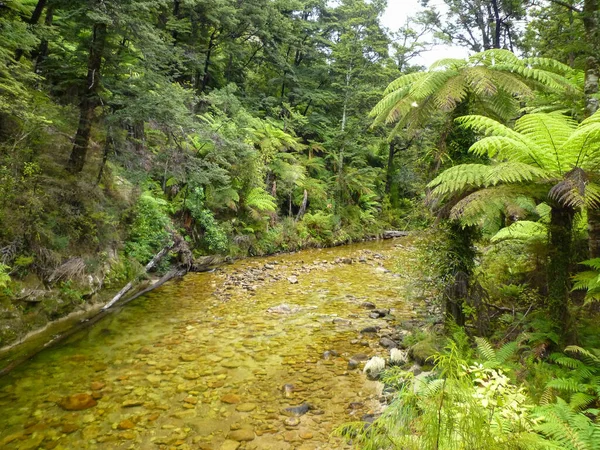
[2,0,600,448]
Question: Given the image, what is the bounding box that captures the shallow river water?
[0,238,422,450]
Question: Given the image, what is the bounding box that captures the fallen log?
[101,244,171,311]
[382,230,409,239]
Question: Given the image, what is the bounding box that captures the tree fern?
[244,187,277,221]
[371,49,582,136]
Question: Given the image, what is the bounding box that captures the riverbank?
[0,237,435,449]
[0,231,409,375]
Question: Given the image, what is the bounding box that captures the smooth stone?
[282,403,311,416]
[90,381,105,390]
[221,394,241,404]
[284,417,300,427]
[118,419,135,430]
[58,394,97,411]
[220,440,241,450]
[235,403,256,412]
[122,399,144,407]
[299,431,313,439]
[61,423,79,434]
[360,326,379,334]
[287,276,298,284]
[228,429,255,441]
[379,337,398,349]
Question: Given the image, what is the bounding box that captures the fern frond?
[491,221,547,243]
[475,337,496,362]
[382,72,425,95]
[548,168,589,208]
[547,378,585,393]
[427,164,491,197]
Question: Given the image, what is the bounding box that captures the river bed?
[0,238,424,450]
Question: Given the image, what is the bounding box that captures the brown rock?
[227,429,255,441]
[90,381,106,390]
[57,394,97,411]
[61,423,79,434]
[184,396,198,405]
[121,431,135,440]
[122,399,144,407]
[118,419,135,430]
[299,431,313,439]
[221,394,241,404]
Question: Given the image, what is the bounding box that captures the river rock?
[282,403,311,416]
[332,318,351,326]
[122,399,144,407]
[379,337,398,349]
[90,381,105,390]
[347,359,360,370]
[360,326,379,334]
[287,276,298,284]
[284,416,300,427]
[221,393,241,404]
[220,440,241,450]
[118,419,135,430]
[228,428,255,441]
[236,402,257,412]
[58,393,97,411]
[360,302,376,309]
[61,423,80,434]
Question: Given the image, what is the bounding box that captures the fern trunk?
[548,206,574,338]
[588,208,600,258]
[444,222,479,327]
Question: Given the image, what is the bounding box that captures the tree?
[428,111,600,336]
[67,2,108,173]
[421,0,529,52]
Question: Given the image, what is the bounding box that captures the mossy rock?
[409,336,440,366]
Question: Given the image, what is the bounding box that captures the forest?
[1,0,600,449]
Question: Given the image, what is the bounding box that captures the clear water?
[0,239,421,450]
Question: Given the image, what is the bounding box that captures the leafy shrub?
[125,192,172,264]
[299,212,335,243]
[187,188,228,254]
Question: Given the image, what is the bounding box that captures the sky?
[381,0,470,67]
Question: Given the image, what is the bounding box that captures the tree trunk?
[443,221,478,327]
[34,4,54,74]
[200,29,218,93]
[548,206,574,337]
[583,0,599,117]
[583,0,600,256]
[15,0,47,61]
[67,22,107,173]
[385,142,396,194]
[296,189,308,222]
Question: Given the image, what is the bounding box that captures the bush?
[125,192,172,264]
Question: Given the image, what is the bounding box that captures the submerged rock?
[227,428,255,441]
[57,394,97,411]
[267,304,301,314]
[282,402,312,416]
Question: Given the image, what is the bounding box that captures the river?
[0,238,424,450]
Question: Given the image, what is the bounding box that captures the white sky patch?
[381,0,470,68]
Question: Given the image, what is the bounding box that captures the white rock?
[363,356,386,379]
